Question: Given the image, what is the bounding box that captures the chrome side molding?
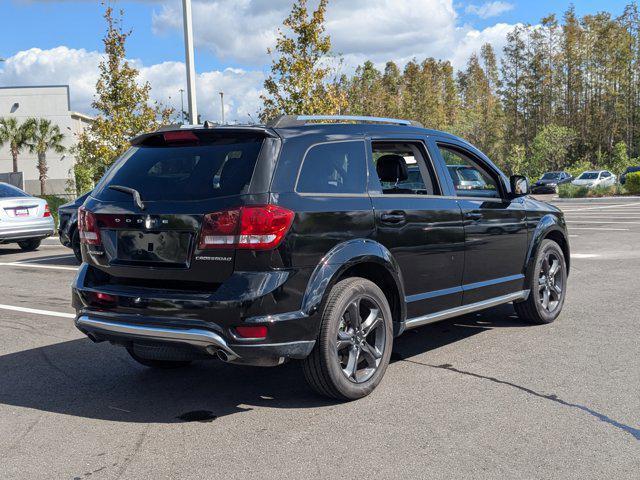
[403,290,530,330]
[76,316,238,360]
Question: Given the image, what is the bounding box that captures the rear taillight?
[198,205,294,251]
[43,204,51,217]
[78,207,101,245]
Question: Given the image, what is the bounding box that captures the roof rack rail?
[267,115,423,129]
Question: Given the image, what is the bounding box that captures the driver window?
[438,145,501,199]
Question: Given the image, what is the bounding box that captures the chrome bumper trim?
[76,315,238,360]
[404,290,530,330]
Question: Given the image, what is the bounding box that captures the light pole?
[181,0,198,125]
[179,88,185,124]
[219,91,225,124]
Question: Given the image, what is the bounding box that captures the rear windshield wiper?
[108,185,146,211]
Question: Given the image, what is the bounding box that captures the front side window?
[296,141,366,194]
[439,145,501,199]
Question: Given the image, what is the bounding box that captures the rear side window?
[95,134,264,202]
[296,141,366,194]
[0,183,28,198]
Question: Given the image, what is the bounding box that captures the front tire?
[18,238,41,251]
[514,239,567,324]
[303,277,393,400]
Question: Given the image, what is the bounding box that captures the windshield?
[0,183,29,198]
[578,172,599,180]
[95,134,264,202]
[541,172,561,180]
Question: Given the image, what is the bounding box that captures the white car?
[571,170,616,188]
[0,182,55,251]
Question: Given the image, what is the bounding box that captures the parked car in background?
[72,115,570,401]
[531,171,573,194]
[0,182,55,251]
[571,170,616,188]
[447,164,488,190]
[620,166,640,185]
[58,191,91,262]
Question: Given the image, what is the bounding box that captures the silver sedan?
[0,182,55,251]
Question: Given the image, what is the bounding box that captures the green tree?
[260,0,345,121]
[24,118,65,195]
[531,124,576,173]
[0,117,34,173]
[73,4,172,192]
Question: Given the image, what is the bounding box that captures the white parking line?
[572,253,601,259]
[0,262,78,271]
[569,227,630,231]
[18,254,75,263]
[567,220,640,224]
[0,303,75,319]
[562,203,640,212]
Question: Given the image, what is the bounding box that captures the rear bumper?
[72,264,319,365]
[0,218,55,242]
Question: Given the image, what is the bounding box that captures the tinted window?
[371,142,439,195]
[0,183,29,198]
[296,141,366,194]
[95,135,264,201]
[439,146,501,199]
[542,172,561,180]
[601,172,611,178]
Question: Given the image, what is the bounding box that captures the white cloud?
[0,47,266,123]
[152,0,517,69]
[465,2,514,20]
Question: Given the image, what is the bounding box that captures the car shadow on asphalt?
[0,304,526,423]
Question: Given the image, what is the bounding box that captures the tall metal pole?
[219,91,225,124]
[179,89,185,124]
[182,0,198,125]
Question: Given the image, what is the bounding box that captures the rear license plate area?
[116,231,192,264]
[14,208,29,217]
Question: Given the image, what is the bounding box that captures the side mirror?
[510,175,529,197]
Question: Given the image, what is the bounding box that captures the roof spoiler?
[266,115,424,128]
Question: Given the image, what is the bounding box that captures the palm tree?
[0,117,34,173]
[24,118,66,195]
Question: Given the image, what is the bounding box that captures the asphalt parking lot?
[1,198,639,480]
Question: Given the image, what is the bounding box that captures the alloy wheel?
[538,251,563,313]
[336,296,386,383]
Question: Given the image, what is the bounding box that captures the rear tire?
[18,238,41,251]
[514,239,567,324]
[302,277,393,401]
[71,229,82,263]
[126,346,193,369]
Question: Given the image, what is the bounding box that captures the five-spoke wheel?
[303,277,393,400]
[515,239,567,324]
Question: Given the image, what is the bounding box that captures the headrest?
[376,155,408,183]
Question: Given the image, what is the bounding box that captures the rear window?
[95,134,264,202]
[0,183,29,198]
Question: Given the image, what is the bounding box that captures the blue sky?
[0,1,633,120]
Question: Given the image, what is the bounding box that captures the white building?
[0,85,93,195]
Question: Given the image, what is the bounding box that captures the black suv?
[72,115,569,400]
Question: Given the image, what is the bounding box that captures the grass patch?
[558,183,627,198]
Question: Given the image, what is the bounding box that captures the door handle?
[465,212,483,220]
[380,211,406,224]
